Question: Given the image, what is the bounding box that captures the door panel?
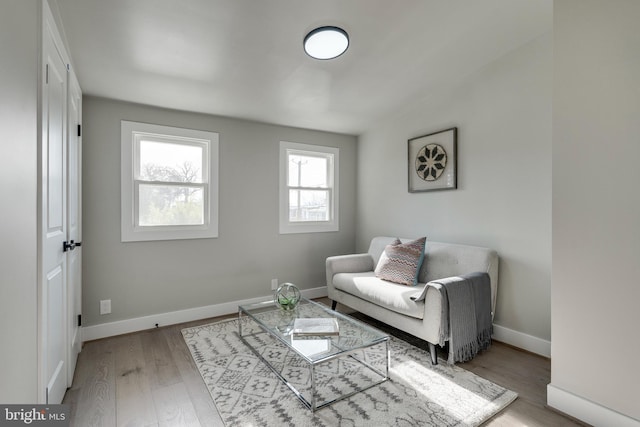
[46,267,66,404]
[47,71,64,231]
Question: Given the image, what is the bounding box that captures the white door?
[41,16,68,405]
[66,72,82,386]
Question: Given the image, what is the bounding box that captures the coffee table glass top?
[238,297,388,362]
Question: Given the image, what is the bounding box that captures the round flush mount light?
[303,26,349,60]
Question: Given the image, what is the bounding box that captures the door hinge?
[77,314,82,327]
[77,124,82,137]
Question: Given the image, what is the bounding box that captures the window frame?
[121,120,219,242]
[279,141,339,234]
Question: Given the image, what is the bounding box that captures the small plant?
[278,296,297,310]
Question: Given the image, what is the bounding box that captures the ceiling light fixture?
[303,26,349,60]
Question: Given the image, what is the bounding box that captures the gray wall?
[357,34,552,341]
[82,96,357,326]
[0,0,39,403]
[552,0,640,421]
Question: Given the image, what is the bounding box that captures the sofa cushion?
[374,237,426,286]
[333,272,425,319]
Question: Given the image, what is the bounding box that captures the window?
[121,121,218,242]
[279,141,339,234]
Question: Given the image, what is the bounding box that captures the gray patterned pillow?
[374,237,426,286]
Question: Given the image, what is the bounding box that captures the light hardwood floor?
[64,299,589,426]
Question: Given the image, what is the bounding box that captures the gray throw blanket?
[412,272,492,364]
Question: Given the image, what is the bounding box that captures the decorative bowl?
[274,283,301,311]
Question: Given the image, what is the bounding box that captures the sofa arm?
[325,253,375,288]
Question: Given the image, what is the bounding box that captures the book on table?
[291,338,331,357]
[292,317,340,337]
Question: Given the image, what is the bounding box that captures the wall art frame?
[408,127,457,193]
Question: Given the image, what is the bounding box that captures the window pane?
[139,140,203,183]
[139,184,204,226]
[288,154,327,187]
[289,189,329,222]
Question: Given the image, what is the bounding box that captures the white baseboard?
[491,323,551,358]
[83,288,552,361]
[82,286,329,342]
[547,384,640,427]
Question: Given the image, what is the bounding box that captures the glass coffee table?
[238,297,389,411]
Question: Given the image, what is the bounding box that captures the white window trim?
[279,141,339,234]
[121,120,219,242]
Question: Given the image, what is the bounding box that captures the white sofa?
[326,236,499,364]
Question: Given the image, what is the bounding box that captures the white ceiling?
[53,0,551,135]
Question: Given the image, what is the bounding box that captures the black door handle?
[63,240,82,252]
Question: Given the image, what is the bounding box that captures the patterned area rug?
[182,319,517,426]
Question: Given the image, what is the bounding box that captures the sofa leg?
[428,342,438,365]
[331,300,338,310]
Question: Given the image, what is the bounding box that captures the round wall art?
[415,144,447,181]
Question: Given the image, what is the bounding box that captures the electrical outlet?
[100,299,111,315]
[271,279,279,290]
